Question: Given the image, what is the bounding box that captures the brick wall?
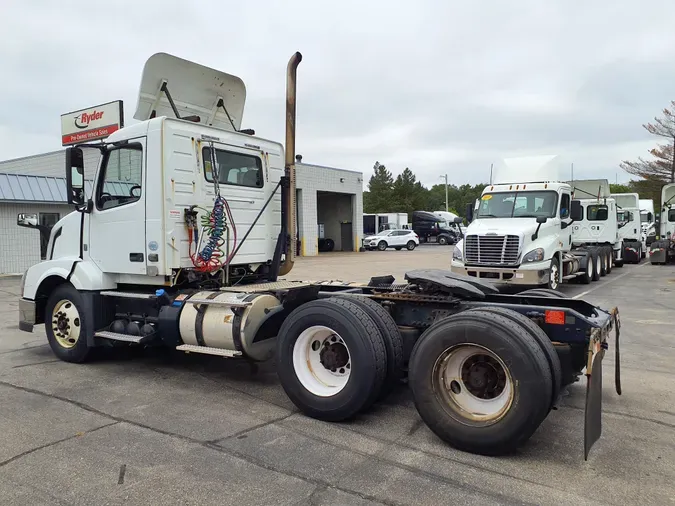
[0,203,71,274]
[296,163,364,256]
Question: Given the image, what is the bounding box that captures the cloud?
[1,0,674,190]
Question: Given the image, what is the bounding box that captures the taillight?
[545,310,566,325]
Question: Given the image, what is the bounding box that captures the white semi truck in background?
[14,53,622,459]
[611,192,645,262]
[451,156,622,289]
[649,183,675,264]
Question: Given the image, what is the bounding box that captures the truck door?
[88,138,147,275]
[559,191,572,248]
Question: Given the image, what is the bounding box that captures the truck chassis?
[20,268,620,460]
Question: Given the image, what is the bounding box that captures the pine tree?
[364,162,395,213]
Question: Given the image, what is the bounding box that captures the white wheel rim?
[292,325,351,397]
[433,344,514,426]
[596,255,601,274]
[550,263,559,288]
[51,299,81,349]
[587,259,592,277]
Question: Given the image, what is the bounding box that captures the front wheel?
[548,257,561,290]
[605,247,613,274]
[44,283,92,363]
[377,241,387,251]
[438,236,449,245]
[406,241,416,251]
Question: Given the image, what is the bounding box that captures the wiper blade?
[478,213,498,218]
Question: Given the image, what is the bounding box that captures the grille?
[464,235,521,266]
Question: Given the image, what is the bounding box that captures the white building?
[0,150,363,274]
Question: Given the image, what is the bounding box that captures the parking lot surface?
[1,247,674,505]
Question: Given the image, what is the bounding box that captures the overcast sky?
[1,0,674,188]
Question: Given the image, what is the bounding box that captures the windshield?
[375,230,391,236]
[477,191,559,219]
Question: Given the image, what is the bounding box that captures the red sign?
[61,101,124,146]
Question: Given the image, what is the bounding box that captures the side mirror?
[466,203,474,222]
[648,212,653,222]
[65,147,85,206]
[570,200,582,221]
[454,217,463,224]
[536,216,548,224]
[17,213,39,228]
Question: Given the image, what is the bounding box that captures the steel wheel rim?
[550,263,559,289]
[292,325,351,397]
[596,255,601,274]
[51,299,81,349]
[587,258,593,277]
[433,344,514,426]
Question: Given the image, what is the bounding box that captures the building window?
[39,213,60,260]
[202,147,263,188]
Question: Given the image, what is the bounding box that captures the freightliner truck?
[649,183,675,264]
[451,157,620,290]
[611,192,645,264]
[16,53,621,459]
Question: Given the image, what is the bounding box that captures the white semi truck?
[611,192,644,263]
[16,53,622,459]
[649,183,675,264]
[451,157,620,290]
[640,199,656,249]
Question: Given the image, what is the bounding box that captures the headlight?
[453,242,463,261]
[523,248,545,263]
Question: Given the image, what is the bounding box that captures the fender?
[22,258,116,300]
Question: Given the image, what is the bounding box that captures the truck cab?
[411,211,461,245]
[611,192,644,262]
[18,53,290,331]
[451,180,575,285]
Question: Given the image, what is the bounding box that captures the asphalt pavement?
[1,251,674,505]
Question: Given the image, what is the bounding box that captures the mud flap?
[614,311,621,396]
[584,351,603,460]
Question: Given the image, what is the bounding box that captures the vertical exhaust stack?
[278,51,302,276]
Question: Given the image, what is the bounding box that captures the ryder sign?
[61,101,124,146]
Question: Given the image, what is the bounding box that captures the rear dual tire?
[408,309,555,456]
[276,297,403,422]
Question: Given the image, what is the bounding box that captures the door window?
[39,213,60,259]
[96,145,143,210]
[560,193,570,219]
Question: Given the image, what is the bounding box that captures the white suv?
[363,229,420,251]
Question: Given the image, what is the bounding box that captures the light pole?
[440,174,448,212]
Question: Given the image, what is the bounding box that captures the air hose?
[186,143,238,272]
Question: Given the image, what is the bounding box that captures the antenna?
[571,162,574,181]
[489,163,493,184]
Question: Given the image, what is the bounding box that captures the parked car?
[363,229,420,251]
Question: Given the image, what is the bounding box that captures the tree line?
[363,162,486,218]
[364,99,675,216]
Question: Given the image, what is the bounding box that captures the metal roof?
[0,173,136,203]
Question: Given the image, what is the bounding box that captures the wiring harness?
[185,144,238,273]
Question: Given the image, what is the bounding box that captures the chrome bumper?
[19,298,36,332]
[450,264,549,285]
